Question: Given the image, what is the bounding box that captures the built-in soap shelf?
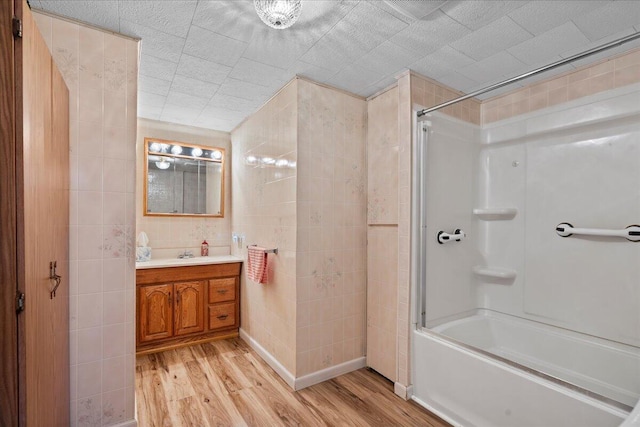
[473,208,518,220]
[473,266,517,280]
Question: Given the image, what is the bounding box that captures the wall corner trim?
[239,328,296,389]
[239,329,367,391]
[294,357,366,391]
[109,419,137,427]
[394,381,412,400]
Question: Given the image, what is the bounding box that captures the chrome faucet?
[178,250,194,259]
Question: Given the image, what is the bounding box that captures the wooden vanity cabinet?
[136,262,241,354]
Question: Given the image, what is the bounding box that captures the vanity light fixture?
[212,150,223,160]
[275,159,289,167]
[254,0,302,29]
[171,145,182,155]
[192,147,203,157]
[149,142,161,153]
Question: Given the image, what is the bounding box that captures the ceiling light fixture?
[155,159,171,170]
[254,0,302,29]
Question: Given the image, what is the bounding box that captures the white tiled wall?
[34,12,138,427]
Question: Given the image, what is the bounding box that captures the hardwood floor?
[136,338,450,427]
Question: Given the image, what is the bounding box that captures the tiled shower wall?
[231,80,298,373]
[483,47,640,123]
[34,12,138,427]
[366,86,399,382]
[136,118,232,259]
[295,79,367,377]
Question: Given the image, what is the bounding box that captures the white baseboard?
[239,328,366,391]
[239,328,296,389]
[294,357,366,390]
[109,420,137,427]
[394,381,413,400]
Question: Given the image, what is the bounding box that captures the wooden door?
[0,0,18,425]
[139,284,174,343]
[13,1,70,425]
[174,281,205,336]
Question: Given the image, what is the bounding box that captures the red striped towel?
[247,246,268,284]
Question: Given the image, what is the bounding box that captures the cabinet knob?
[217,314,228,320]
[216,289,228,294]
[168,291,171,304]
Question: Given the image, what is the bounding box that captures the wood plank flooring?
[136,338,451,427]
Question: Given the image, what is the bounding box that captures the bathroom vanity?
[135,256,242,355]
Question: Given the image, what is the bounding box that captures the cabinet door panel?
[175,281,205,336]
[139,284,173,342]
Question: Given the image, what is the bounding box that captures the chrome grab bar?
[556,223,640,242]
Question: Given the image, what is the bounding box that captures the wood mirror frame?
[142,137,225,218]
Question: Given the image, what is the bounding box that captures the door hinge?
[16,293,25,313]
[12,18,22,39]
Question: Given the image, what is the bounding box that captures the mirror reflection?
[144,138,224,217]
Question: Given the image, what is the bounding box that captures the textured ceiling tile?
[285,61,337,84]
[328,64,385,94]
[139,76,172,97]
[508,0,610,36]
[119,20,185,63]
[368,0,446,23]
[433,71,480,92]
[139,55,178,81]
[299,39,355,72]
[161,104,204,124]
[573,1,640,41]
[357,41,416,78]
[344,1,409,39]
[184,26,247,67]
[441,0,526,30]
[193,117,236,132]
[507,22,591,66]
[458,51,527,84]
[410,46,475,79]
[207,93,261,113]
[566,29,639,68]
[199,106,247,122]
[37,1,120,33]
[138,91,166,108]
[165,91,210,110]
[450,16,533,61]
[228,58,288,88]
[217,78,275,101]
[390,10,472,56]
[192,0,258,43]
[175,55,232,85]
[138,106,163,121]
[170,75,220,100]
[118,1,197,38]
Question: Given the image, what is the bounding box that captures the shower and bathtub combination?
[409,37,640,427]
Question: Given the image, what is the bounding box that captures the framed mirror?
[144,137,225,217]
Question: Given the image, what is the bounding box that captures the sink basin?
[136,255,243,269]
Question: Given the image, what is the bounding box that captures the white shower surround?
[411,83,640,426]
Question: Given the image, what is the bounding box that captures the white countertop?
[136,255,243,269]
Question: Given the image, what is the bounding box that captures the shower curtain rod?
[417,31,640,117]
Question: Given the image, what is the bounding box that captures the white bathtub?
[412,310,639,427]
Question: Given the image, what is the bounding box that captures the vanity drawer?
[208,278,236,303]
[209,303,236,330]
